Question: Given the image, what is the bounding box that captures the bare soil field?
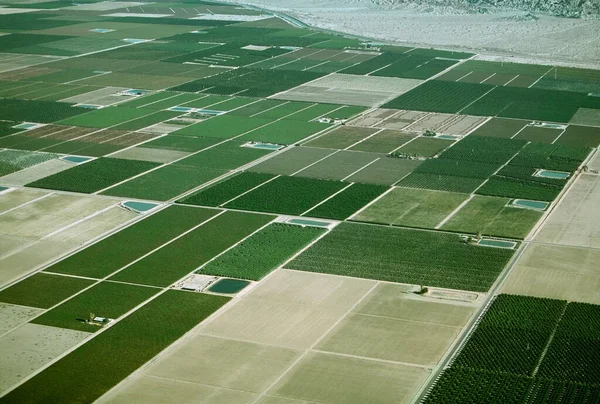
[0,303,43,334]
[501,243,600,304]
[0,188,48,213]
[111,147,191,164]
[534,173,600,248]
[0,160,74,187]
[407,113,488,136]
[0,323,89,393]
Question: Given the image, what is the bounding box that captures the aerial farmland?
[0,0,599,403]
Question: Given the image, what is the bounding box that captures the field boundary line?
[457,86,496,115]
[550,127,568,144]
[479,73,496,84]
[300,182,354,216]
[311,349,433,370]
[434,194,474,229]
[249,281,380,404]
[290,149,340,176]
[455,71,473,81]
[249,100,290,117]
[343,128,384,150]
[0,191,53,217]
[353,312,466,329]
[528,66,554,88]
[349,185,396,219]
[340,156,380,181]
[219,175,281,207]
[503,74,519,86]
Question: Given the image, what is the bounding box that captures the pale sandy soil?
[224,0,600,67]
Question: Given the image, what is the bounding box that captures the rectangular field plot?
[514,125,563,143]
[353,187,468,228]
[0,273,94,309]
[0,149,60,176]
[45,206,220,278]
[248,146,335,176]
[295,150,381,181]
[405,113,487,136]
[1,291,229,404]
[225,176,347,215]
[534,174,600,248]
[476,176,562,202]
[305,126,379,150]
[0,188,48,214]
[289,222,515,292]
[179,172,276,207]
[57,107,155,129]
[239,120,328,145]
[317,283,475,366]
[471,117,530,138]
[172,115,272,139]
[398,173,485,193]
[349,129,415,153]
[175,140,273,171]
[502,244,600,304]
[26,158,161,194]
[304,183,389,220]
[0,324,90,394]
[557,124,600,148]
[199,223,325,280]
[396,137,455,157]
[345,157,423,185]
[200,269,375,349]
[32,281,158,332]
[109,211,274,287]
[441,195,543,239]
[140,135,219,153]
[270,352,429,404]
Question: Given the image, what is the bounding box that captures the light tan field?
[0,53,58,74]
[200,270,375,349]
[0,194,114,239]
[111,147,191,163]
[406,113,488,136]
[588,150,600,172]
[60,87,128,106]
[273,74,422,107]
[46,205,137,245]
[0,235,30,258]
[501,243,600,304]
[0,188,48,213]
[0,323,89,393]
[269,351,430,404]
[99,271,477,404]
[0,160,73,187]
[0,303,43,334]
[348,108,400,127]
[534,174,600,248]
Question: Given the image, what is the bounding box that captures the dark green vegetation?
[199,223,325,280]
[109,211,274,287]
[0,99,86,123]
[477,177,562,202]
[45,206,219,278]
[305,183,389,220]
[288,223,515,292]
[0,273,94,309]
[32,281,158,332]
[384,80,600,123]
[425,295,600,404]
[27,158,160,193]
[179,172,276,207]
[225,175,348,215]
[1,291,229,404]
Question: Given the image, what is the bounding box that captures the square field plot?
[305,126,379,150]
[26,158,160,194]
[269,352,430,404]
[471,117,530,138]
[442,195,543,239]
[274,74,423,107]
[200,269,375,349]
[396,137,454,157]
[557,124,600,148]
[224,175,347,215]
[502,244,600,305]
[295,150,381,181]
[248,146,335,176]
[345,157,423,185]
[514,125,563,143]
[353,187,469,229]
[304,183,389,220]
[288,222,516,292]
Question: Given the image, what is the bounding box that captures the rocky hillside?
[374,0,600,17]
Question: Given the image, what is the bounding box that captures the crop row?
[225,175,348,216]
[509,141,590,172]
[0,149,59,176]
[306,182,389,220]
[26,157,160,194]
[199,223,325,280]
[288,222,515,292]
[477,176,562,202]
[397,172,484,193]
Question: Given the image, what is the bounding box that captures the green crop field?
[58,107,155,128]
[305,183,389,220]
[477,176,562,202]
[179,172,276,207]
[288,222,515,292]
[397,173,485,193]
[32,281,159,332]
[26,158,161,193]
[108,211,274,287]
[173,115,272,139]
[225,175,348,215]
[395,137,454,157]
[1,291,229,404]
[239,120,328,145]
[199,223,326,280]
[141,135,220,153]
[353,187,468,228]
[441,195,543,239]
[0,99,87,123]
[0,149,60,176]
[45,206,220,278]
[414,158,502,179]
[0,273,94,309]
